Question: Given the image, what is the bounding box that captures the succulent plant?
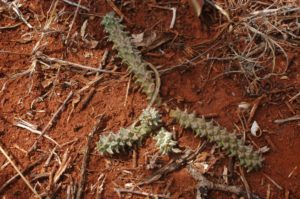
[154,128,181,155]
[170,108,263,172]
[101,12,158,102]
[97,108,161,155]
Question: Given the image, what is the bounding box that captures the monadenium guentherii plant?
[170,108,263,172]
[154,128,181,155]
[101,12,157,102]
[97,108,161,155]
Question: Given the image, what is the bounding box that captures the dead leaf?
[80,19,88,39]
[82,38,99,49]
[41,77,54,89]
[132,30,174,53]
[132,31,157,48]
[188,0,204,17]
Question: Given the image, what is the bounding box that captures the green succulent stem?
[101,12,160,104]
[97,108,161,155]
[154,128,181,155]
[170,108,263,172]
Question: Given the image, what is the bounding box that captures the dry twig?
[1,0,32,28]
[14,118,60,146]
[37,53,121,74]
[274,115,300,124]
[106,0,131,24]
[96,174,106,199]
[62,0,89,11]
[28,91,73,153]
[138,141,207,185]
[76,117,103,199]
[65,0,82,45]
[0,141,41,198]
[188,164,262,199]
[0,157,45,193]
[115,188,170,198]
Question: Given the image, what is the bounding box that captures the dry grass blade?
[53,149,72,184]
[0,141,41,198]
[190,0,300,94]
[0,157,45,193]
[32,0,59,54]
[115,188,170,198]
[96,174,106,199]
[62,0,90,11]
[65,0,82,45]
[36,53,121,74]
[188,0,204,17]
[14,118,60,146]
[1,0,32,28]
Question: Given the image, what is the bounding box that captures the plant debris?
[0,0,299,198]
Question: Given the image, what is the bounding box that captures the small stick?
[106,0,131,24]
[150,5,176,29]
[274,115,300,124]
[288,166,297,178]
[0,157,45,192]
[37,53,121,74]
[146,62,161,109]
[53,149,72,184]
[115,188,170,199]
[88,49,109,76]
[205,0,231,21]
[28,91,73,153]
[266,184,271,199]
[163,179,173,195]
[139,141,207,185]
[66,184,74,199]
[96,174,106,199]
[65,0,82,45]
[284,101,296,115]
[76,117,103,199]
[1,0,33,28]
[285,190,290,199]
[78,87,96,111]
[238,166,251,199]
[0,141,41,198]
[98,49,109,71]
[14,118,60,146]
[248,95,266,125]
[31,0,59,54]
[188,164,262,199]
[62,0,90,11]
[203,113,219,119]
[264,135,277,152]
[1,161,10,170]
[12,144,27,154]
[263,173,283,190]
[132,147,137,168]
[60,138,79,147]
[44,147,57,167]
[124,75,131,107]
[289,91,300,102]
[0,22,22,30]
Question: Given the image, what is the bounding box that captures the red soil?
[0,0,299,198]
